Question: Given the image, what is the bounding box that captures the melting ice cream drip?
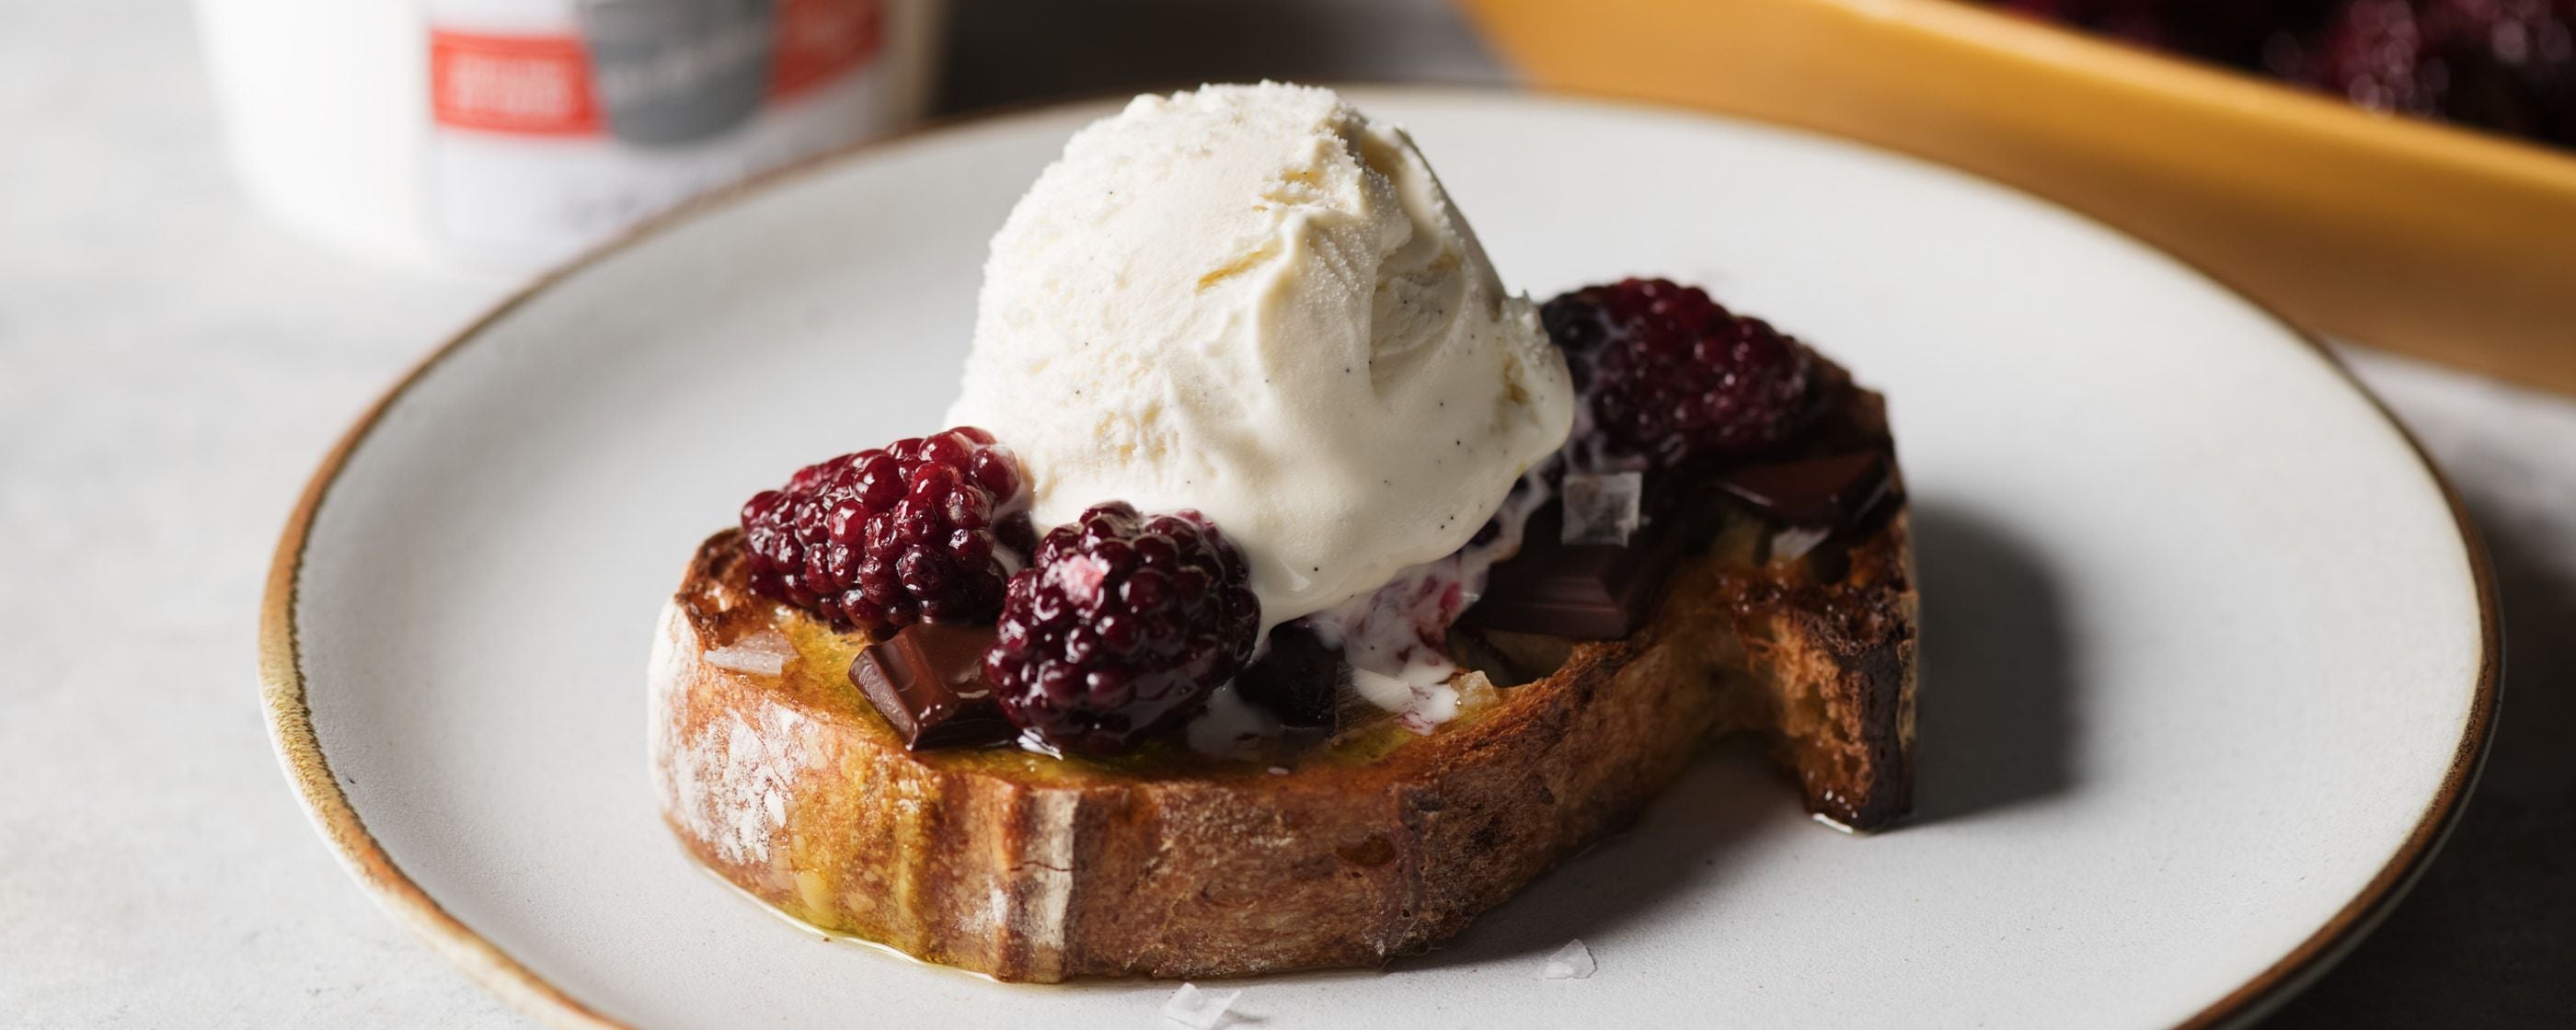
[1294,464,1557,731]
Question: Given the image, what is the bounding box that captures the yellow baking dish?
[1460,0,2576,394]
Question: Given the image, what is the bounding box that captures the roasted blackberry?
[984,503,1260,755]
[2295,0,2576,139]
[2308,0,2445,114]
[1541,279,1816,467]
[739,427,1037,635]
[1996,0,2335,69]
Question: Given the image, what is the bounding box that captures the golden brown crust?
[650,504,1914,982]
[1714,507,1918,829]
[1717,371,1918,828]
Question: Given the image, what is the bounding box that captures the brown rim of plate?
[256,86,2502,1030]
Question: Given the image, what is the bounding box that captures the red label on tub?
[431,31,602,136]
[430,1,877,136]
[769,0,884,98]
[423,0,903,259]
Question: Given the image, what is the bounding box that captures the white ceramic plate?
[263,90,2495,1030]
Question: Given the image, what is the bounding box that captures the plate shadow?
[1401,499,2084,967]
[1908,501,2082,822]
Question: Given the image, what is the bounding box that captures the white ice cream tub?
[193,0,944,269]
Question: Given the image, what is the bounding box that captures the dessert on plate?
[1995,0,2576,148]
[648,83,1918,982]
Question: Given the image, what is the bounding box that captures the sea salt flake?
[1161,982,1243,1029]
[704,632,794,676]
[1769,524,1832,563]
[1046,553,1113,603]
[1560,472,1643,546]
[1541,939,1597,979]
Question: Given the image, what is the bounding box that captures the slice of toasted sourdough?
[649,396,1916,983]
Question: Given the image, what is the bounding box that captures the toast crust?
[649,448,1916,981]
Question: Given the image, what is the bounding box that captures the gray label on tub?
[576,0,776,146]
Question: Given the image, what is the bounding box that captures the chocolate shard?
[849,623,1017,750]
[1235,622,1341,729]
[1456,476,1720,641]
[1717,452,1892,528]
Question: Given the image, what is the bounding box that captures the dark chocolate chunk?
[1235,622,1341,728]
[849,623,1016,750]
[1456,479,1721,641]
[1717,452,1891,528]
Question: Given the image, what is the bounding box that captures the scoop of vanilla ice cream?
[945,84,1573,629]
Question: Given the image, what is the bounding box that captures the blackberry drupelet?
[740,427,1037,635]
[1541,278,1817,467]
[984,502,1260,755]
